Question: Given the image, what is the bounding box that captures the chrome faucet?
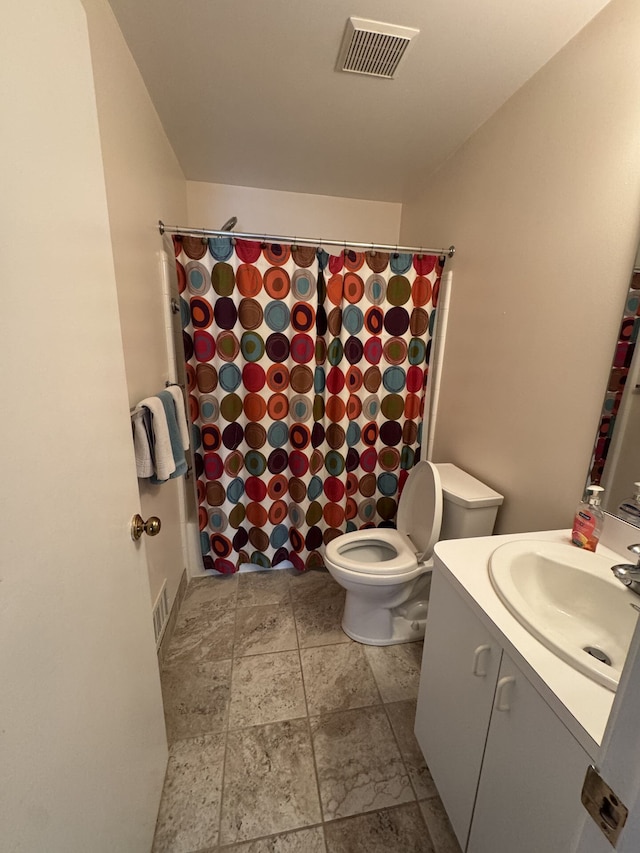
[611,544,640,595]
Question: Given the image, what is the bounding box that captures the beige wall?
[83,0,189,607]
[401,0,640,534]
[187,181,402,244]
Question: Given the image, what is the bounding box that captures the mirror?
[588,248,640,523]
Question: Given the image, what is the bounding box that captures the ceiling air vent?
[337,17,419,79]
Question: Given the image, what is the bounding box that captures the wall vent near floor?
[336,18,419,79]
[152,581,169,647]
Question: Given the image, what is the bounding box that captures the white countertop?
[432,529,628,757]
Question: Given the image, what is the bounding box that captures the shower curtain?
[175,234,444,573]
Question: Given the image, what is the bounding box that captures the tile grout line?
[289,573,329,847]
[416,799,445,853]
[213,822,326,852]
[361,645,386,707]
[322,799,440,844]
[365,644,443,850]
[233,596,298,658]
[381,698,423,806]
[153,575,238,853]
[213,801,433,853]
[362,646,423,808]
[294,574,419,836]
[364,643,445,851]
[219,571,326,848]
[216,575,240,849]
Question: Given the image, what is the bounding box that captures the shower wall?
[186,181,402,245]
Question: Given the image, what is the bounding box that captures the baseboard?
[157,569,188,669]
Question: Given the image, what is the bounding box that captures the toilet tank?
[434,463,504,540]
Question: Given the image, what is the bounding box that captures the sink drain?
[583,646,611,666]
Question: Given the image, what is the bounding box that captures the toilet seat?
[325,528,419,576]
[325,461,443,576]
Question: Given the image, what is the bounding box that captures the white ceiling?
[108,0,613,202]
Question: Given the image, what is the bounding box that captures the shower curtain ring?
[370,242,376,257]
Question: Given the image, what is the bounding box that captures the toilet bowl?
[324,461,503,645]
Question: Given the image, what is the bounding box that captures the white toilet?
[324,462,504,645]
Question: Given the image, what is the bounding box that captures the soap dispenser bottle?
[616,482,640,525]
[571,485,605,551]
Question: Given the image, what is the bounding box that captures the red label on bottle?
[571,510,599,551]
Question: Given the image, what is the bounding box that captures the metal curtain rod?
[158,221,455,259]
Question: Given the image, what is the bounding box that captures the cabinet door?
[468,652,591,853]
[415,573,502,848]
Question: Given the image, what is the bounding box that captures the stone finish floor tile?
[293,587,348,649]
[288,568,341,604]
[152,733,225,853]
[300,643,380,715]
[164,608,236,666]
[220,718,322,845]
[220,825,326,852]
[364,642,423,702]
[229,651,306,728]
[237,569,292,608]
[311,706,413,821]
[419,797,463,853]
[161,658,231,742]
[182,574,238,614]
[386,700,438,799]
[156,567,443,853]
[323,803,434,853]
[234,604,298,657]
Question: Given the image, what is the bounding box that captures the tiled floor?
[152,568,462,853]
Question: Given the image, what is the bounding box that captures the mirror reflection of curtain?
[587,273,640,502]
[176,234,444,572]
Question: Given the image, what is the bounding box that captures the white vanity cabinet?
[415,569,502,846]
[416,570,593,853]
[467,650,592,852]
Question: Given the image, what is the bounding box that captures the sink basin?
[489,540,639,690]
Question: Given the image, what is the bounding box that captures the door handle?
[472,644,491,677]
[494,676,516,712]
[131,514,162,541]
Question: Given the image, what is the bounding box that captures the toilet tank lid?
[433,463,504,509]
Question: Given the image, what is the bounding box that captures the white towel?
[131,408,154,478]
[165,384,190,451]
[139,396,176,480]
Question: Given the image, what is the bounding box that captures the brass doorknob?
[131,514,162,541]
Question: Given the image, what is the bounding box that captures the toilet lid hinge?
[407,534,426,563]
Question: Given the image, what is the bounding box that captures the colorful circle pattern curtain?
[175,234,444,573]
